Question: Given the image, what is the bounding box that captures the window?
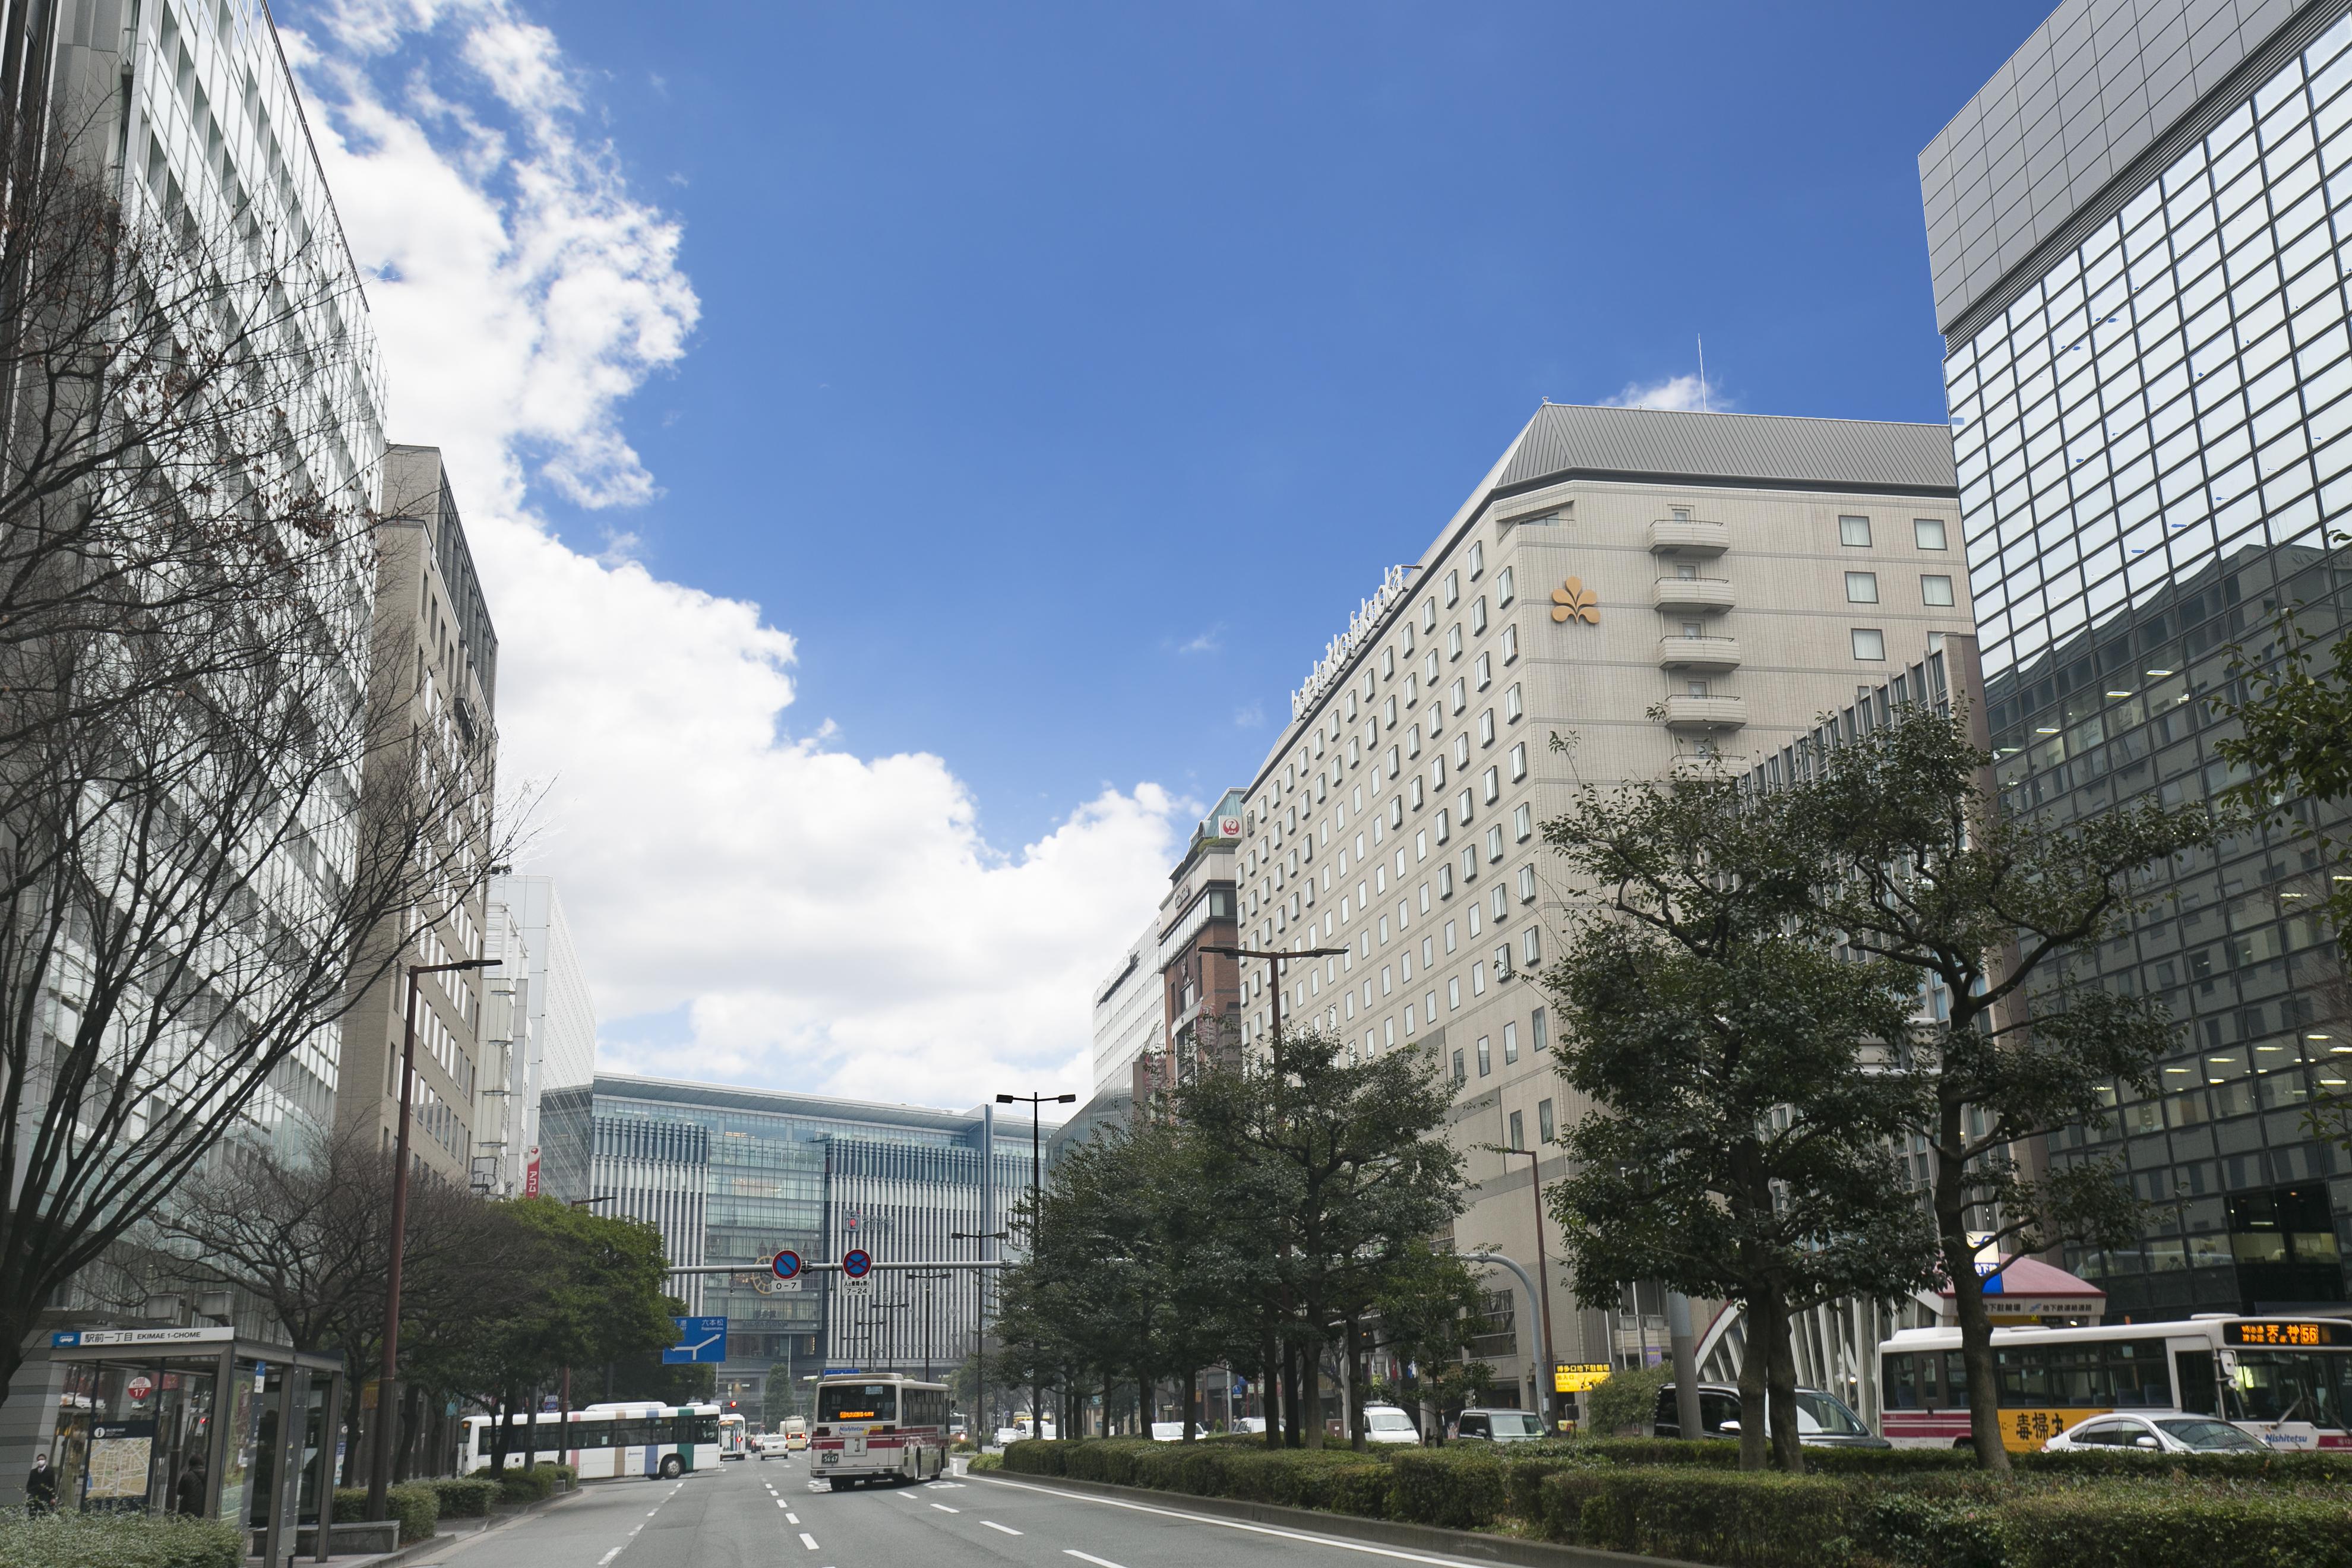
[1839,515,1872,547]
[1475,653,1491,689]
[1422,599,1437,633]
[1478,1036,1493,1077]
[1514,803,1532,840]
[1497,565,1515,605]
[1434,810,1449,843]
[1450,678,1466,713]
[1471,961,1487,995]
[1482,766,1500,802]
[1537,1098,1554,1143]
[1503,1022,1519,1063]
[1382,647,1396,679]
[1493,941,1512,979]
[1423,650,1439,683]
[1444,571,1460,606]
[1509,742,1527,781]
[1506,1108,1522,1146]
[1852,627,1886,660]
[1444,919,1458,954]
[1448,976,1462,1009]
[1485,824,1504,861]
[1472,597,1488,634]
[1478,709,1496,746]
[1518,865,1536,902]
[1450,1048,1465,1084]
[1914,517,1948,550]
[1522,926,1541,965]
[1447,624,1463,659]
[1921,574,1956,606]
[1845,571,1879,603]
[1437,864,1453,897]
[1500,624,1518,661]
[1468,540,1484,576]
[1504,683,1522,722]
[1530,1005,1547,1051]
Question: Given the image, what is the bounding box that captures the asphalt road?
[408,1451,1504,1568]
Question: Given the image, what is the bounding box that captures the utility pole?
[1200,943,1349,1051]
[1494,1143,1562,1433]
[995,1090,1076,1436]
[369,956,496,1522]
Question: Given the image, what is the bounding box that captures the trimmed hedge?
[2016,1447,2352,1484]
[331,1482,440,1542]
[1551,1468,1860,1568]
[425,1477,501,1518]
[1998,1487,2352,1568]
[0,1509,244,1568]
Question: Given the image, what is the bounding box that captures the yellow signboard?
[2003,1408,2101,1451]
[1554,1362,1611,1393]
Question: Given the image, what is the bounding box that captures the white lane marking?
[597,1550,622,1567]
[776,1499,789,1508]
[1067,1554,1127,1568]
[930,1503,960,1513]
[981,1520,1023,1535]
[799,1532,820,1551]
[786,1513,801,1524]
[982,1479,1496,1566]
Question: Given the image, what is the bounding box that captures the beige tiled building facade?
[1230,403,1980,1412]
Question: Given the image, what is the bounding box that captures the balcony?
[1655,635,1743,672]
[1648,519,1730,555]
[1660,694,1748,731]
[1652,576,1735,613]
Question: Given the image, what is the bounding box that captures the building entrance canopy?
[45,1326,344,1564]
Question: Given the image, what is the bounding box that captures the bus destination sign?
[2224,1320,2352,1348]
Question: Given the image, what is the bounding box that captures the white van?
[1362,1405,1422,1446]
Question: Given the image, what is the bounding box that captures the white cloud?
[292,0,1180,1107]
[1177,625,1222,655]
[1232,701,1266,729]
[1603,373,1728,413]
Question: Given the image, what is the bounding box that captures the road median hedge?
[0,1508,244,1568]
[1000,1437,2352,1567]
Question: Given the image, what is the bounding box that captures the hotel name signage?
[1289,563,1417,722]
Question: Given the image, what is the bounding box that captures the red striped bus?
[810,1373,950,1488]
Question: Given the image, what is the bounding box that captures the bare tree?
[0,113,504,1410]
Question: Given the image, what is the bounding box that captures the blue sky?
[291,0,2057,1104]
[521,0,2050,842]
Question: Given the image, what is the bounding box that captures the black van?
[1649,1383,1890,1447]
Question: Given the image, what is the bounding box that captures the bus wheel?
[660,1455,684,1478]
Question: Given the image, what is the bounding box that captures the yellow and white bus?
[460,1402,722,1480]
[1879,1315,2352,1451]
[810,1374,950,1489]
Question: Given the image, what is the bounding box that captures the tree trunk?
[1260,1333,1281,1449]
[1760,1291,1806,1476]
[1345,1316,1367,1452]
[340,1376,367,1487]
[1300,1319,1324,1450]
[1733,1305,1770,1472]
[1942,1204,2011,1473]
[491,1387,514,1475]
[1282,1339,1303,1447]
[523,1384,539,1471]
[1180,1367,1196,1442]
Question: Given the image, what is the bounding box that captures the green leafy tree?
[1179,1026,1466,1450]
[1798,703,2218,1472]
[1540,758,1939,1473]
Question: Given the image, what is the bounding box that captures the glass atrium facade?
[1945,8,2352,1316]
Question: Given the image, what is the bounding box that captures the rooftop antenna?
[1697,334,1708,413]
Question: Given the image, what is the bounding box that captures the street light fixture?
[1199,944,1349,1048]
[1489,1142,1563,1434]
[370,954,498,1522]
[995,1090,1076,1439]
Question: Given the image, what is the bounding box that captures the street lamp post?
[994,1091,1076,1438]
[1494,1143,1562,1433]
[1199,943,1349,1049]
[369,955,497,1522]
[952,1229,1007,1431]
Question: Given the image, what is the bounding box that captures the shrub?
[1997,1485,2352,1568]
[330,1483,440,1542]
[1582,1364,1673,1437]
[1547,1468,1861,1568]
[425,1477,501,1518]
[0,1508,245,1568]
[2015,1447,2352,1484]
[1386,1449,1507,1529]
[967,1452,1003,1472]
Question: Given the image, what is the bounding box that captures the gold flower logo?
[1551,577,1599,624]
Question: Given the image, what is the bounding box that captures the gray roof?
[1920,0,2325,339]
[1494,403,1956,497]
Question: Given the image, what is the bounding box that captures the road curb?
[973,1471,1708,1568]
[344,1482,584,1566]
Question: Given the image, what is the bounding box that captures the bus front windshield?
[2225,1351,2352,1427]
[818,1384,899,1424]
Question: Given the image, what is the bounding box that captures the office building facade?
[1089,918,1164,1095]
[1926,0,2352,1315]
[1230,402,1980,1409]
[1151,789,1247,1097]
[544,1076,1050,1417]
[492,875,598,1093]
[336,446,500,1185]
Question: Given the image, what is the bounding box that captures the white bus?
[718,1412,748,1459]
[460,1401,722,1480]
[1878,1314,2352,1452]
[810,1374,950,1489]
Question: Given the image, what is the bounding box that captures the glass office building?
[543,1075,1044,1414]
[1927,0,2352,1316]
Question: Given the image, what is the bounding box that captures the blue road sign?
[662,1316,728,1365]
[772,1249,802,1281]
[842,1248,872,1279]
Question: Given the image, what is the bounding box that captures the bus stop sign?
[842,1248,872,1279]
[771,1249,802,1281]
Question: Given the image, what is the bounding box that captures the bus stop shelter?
[43,1324,345,1564]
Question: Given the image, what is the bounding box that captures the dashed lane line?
[786,1513,801,1524]
[981,1521,1022,1535]
[929,1503,960,1514]
[596,1550,622,1567]
[798,1532,820,1551]
[1066,1554,1127,1568]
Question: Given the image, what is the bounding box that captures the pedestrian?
[174,1456,207,1516]
[23,1452,57,1515]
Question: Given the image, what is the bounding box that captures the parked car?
[1361,1404,1421,1445]
[1231,1417,1267,1435]
[1149,1421,1207,1441]
[1452,1408,1547,1443]
[1649,1382,1891,1448]
[2043,1411,2269,1455]
[755,1433,792,1460]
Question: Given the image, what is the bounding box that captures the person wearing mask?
[23,1452,58,1515]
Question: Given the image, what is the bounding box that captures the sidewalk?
[245,1483,581,1568]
